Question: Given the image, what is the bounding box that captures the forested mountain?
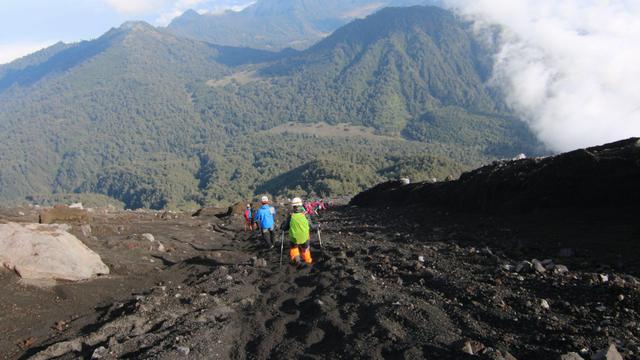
[0,6,538,210]
[196,6,533,151]
[168,0,433,50]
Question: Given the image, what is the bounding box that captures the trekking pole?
[317,227,325,258]
[280,231,285,267]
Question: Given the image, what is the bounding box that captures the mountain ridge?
[0,6,538,209]
[167,0,433,50]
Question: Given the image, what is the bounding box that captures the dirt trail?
[2,206,640,359]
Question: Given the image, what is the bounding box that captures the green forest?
[0,6,540,210]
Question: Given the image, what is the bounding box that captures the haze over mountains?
[168,0,438,50]
[0,3,537,209]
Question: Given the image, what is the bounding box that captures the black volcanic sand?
[1,206,640,359]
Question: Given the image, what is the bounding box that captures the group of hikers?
[243,196,330,267]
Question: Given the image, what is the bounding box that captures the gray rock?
[560,353,584,360]
[251,257,267,267]
[554,265,570,274]
[462,342,474,355]
[176,346,190,355]
[142,233,155,242]
[516,261,533,273]
[91,346,108,359]
[533,260,547,274]
[0,222,109,281]
[502,264,515,272]
[540,299,551,310]
[591,344,623,360]
[460,340,485,355]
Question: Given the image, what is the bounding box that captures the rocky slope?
[351,138,640,212]
[1,139,639,359]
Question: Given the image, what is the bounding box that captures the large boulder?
[0,222,109,281]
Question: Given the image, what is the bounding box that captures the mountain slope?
[193,6,535,150]
[167,0,432,50]
[0,22,230,206]
[0,6,536,209]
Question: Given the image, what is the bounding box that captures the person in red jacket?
[243,204,253,232]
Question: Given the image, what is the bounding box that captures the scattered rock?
[91,346,108,359]
[591,344,623,360]
[560,353,585,360]
[554,265,570,274]
[460,340,485,355]
[516,261,533,273]
[18,337,36,349]
[599,274,609,283]
[540,299,550,310]
[418,256,425,263]
[142,233,155,242]
[81,224,92,237]
[176,346,190,355]
[52,320,67,331]
[251,257,267,267]
[532,260,547,274]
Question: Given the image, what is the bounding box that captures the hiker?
[281,197,318,267]
[303,201,314,216]
[254,196,276,248]
[243,204,253,232]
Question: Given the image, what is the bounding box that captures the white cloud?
[0,42,55,65]
[444,0,640,152]
[103,0,170,14]
[155,0,255,25]
[203,1,255,15]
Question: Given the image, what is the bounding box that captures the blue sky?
[0,0,254,64]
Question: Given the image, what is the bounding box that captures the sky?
[0,0,254,64]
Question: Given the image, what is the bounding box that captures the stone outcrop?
[0,222,109,281]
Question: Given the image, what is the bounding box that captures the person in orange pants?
[281,197,318,267]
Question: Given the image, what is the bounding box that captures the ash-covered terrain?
[1,139,640,360]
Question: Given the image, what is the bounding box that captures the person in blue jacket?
[254,196,276,248]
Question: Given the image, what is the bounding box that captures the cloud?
[0,42,55,65]
[103,0,170,14]
[202,1,255,15]
[155,0,255,25]
[443,0,640,152]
